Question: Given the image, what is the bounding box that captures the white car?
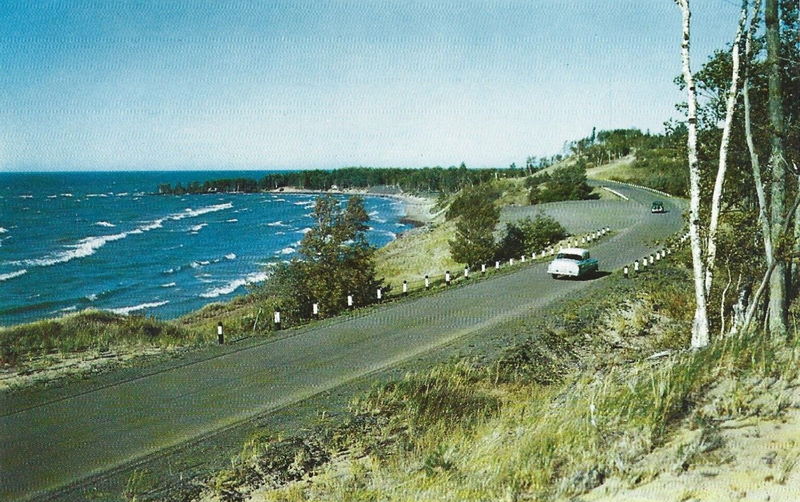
[547,247,599,279]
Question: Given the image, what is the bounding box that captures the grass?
[374,220,461,289]
[585,154,637,181]
[0,309,204,367]
[183,255,800,502]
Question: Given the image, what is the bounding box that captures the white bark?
[743,0,773,266]
[705,1,749,295]
[677,0,710,348]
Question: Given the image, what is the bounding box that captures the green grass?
[585,154,637,181]
[191,258,800,502]
[0,309,204,366]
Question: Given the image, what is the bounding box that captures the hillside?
[189,254,800,502]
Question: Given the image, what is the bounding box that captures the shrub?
[496,214,567,261]
[528,162,597,204]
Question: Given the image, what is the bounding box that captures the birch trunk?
[743,0,773,267]
[765,0,788,335]
[677,0,710,348]
[705,1,748,295]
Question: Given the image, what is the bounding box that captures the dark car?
[651,201,665,213]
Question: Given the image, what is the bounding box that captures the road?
[0,181,684,501]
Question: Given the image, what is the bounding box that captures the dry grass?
[193,261,800,502]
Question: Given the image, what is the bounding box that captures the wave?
[225,253,237,260]
[161,282,176,288]
[61,193,73,198]
[296,227,312,234]
[17,202,233,268]
[226,218,238,223]
[276,247,295,255]
[116,192,129,197]
[19,195,33,199]
[199,271,269,298]
[0,227,7,233]
[0,269,27,281]
[47,194,58,199]
[86,193,109,198]
[179,203,232,219]
[266,221,288,227]
[94,221,116,228]
[109,300,169,315]
[189,223,208,232]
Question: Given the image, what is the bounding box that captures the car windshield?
[556,253,584,261]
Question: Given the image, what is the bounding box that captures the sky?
[1,0,742,171]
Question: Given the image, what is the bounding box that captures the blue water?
[0,172,411,326]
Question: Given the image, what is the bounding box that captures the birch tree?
[676,0,710,348]
[704,1,749,296]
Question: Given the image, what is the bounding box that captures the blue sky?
[1,1,741,171]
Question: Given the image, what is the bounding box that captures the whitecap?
[86,293,98,301]
[21,232,129,267]
[116,192,129,197]
[0,269,27,281]
[177,203,233,219]
[47,195,58,199]
[189,223,207,232]
[161,282,176,288]
[109,300,169,315]
[61,193,73,198]
[273,197,287,202]
[296,227,312,234]
[266,221,287,227]
[276,247,295,255]
[60,305,77,312]
[93,221,116,228]
[226,218,238,223]
[19,195,33,199]
[0,227,7,233]
[199,271,269,298]
[16,203,232,269]
[225,253,236,260]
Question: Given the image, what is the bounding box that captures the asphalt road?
[0,181,684,501]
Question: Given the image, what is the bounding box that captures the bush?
[528,162,597,204]
[496,214,567,261]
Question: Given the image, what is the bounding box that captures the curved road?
[0,181,684,501]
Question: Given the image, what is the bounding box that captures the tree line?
[157,164,527,196]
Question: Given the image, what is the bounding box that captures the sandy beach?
[273,186,439,225]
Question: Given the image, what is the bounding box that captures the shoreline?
[271,186,438,226]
